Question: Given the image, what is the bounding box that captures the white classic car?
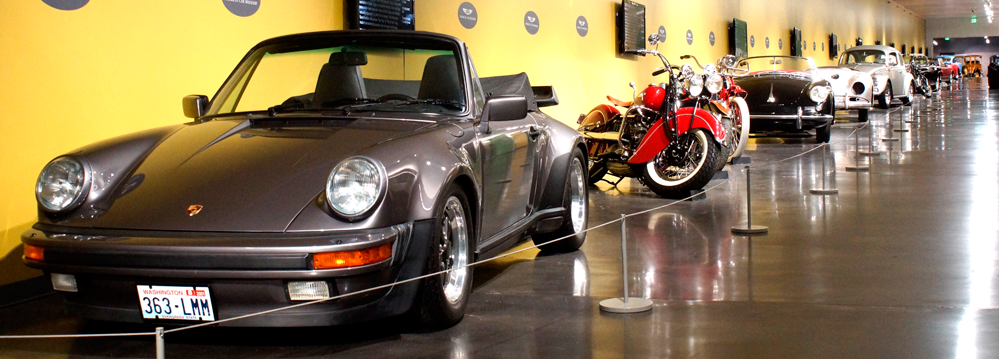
[836,45,914,110]
[815,65,874,121]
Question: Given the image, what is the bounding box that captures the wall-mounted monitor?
[617,0,646,54]
[347,0,415,30]
[856,38,863,46]
[901,44,907,54]
[730,18,748,58]
[829,33,838,60]
[790,27,803,56]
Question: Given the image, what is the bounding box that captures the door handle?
[528,126,540,140]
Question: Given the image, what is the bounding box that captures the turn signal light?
[313,243,392,269]
[23,244,44,261]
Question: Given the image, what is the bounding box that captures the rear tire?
[641,129,721,198]
[901,81,913,106]
[587,161,608,185]
[534,148,587,253]
[413,185,473,329]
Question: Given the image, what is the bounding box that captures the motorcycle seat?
[606,95,633,108]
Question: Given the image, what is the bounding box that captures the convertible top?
[481,72,540,112]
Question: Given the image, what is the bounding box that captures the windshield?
[209,38,466,116]
[735,56,817,75]
[839,50,887,65]
[911,57,930,65]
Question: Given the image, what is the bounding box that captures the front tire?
[727,97,751,163]
[857,109,869,123]
[815,124,831,143]
[878,81,893,109]
[641,129,721,198]
[413,185,473,328]
[534,148,587,253]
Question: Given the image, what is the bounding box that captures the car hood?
[92,116,433,232]
[735,73,815,106]
[816,67,862,91]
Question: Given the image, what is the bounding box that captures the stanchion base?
[599,298,654,313]
[904,120,917,124]
[731,224,769,234]
[845,166,870,172]
[858,151,882,156]
[809,188,839,195]
[711,171,729,180]
[893,129,909,132]
[731,156,752,165]
[882,138,900,142]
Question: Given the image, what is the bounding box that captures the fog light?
[288,281,330,301]
[51,273,78,292]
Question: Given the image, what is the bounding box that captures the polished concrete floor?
[3,80,999,358]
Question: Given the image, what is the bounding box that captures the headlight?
[809,86,830,102]
[680,64,695,80]
[703,64,717,77]
[36,157,91,212]
[706,74,724,94]
[688,76,704,96]
[326,157,386,220]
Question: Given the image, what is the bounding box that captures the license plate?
[136,285,215,321]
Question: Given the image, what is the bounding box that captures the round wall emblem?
[524,11,540,35]
[686,30,693,45]
[42,0,88,10]
[709,31,716,46]
[779,39,783,49]
[576,16,588,37]
[765,37,770,49]
[813,42,816,51]
[458,2,478,29]
[658,26,666,40]
[222,0,259,17]
[751,35,756,48]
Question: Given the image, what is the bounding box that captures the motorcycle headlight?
[326,157,386,220]
[703,64,718,77]
[681,64,695,80]
[36,157,91,213]
[706,74,724,94]
[688,76,705,96]
[809,86,830,103]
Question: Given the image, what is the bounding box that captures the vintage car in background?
[733,56,834,142]
[815,64,874,122]
[938,55,964,79]
[989,55,999,89]
[838,45,914,109]
[21,30,589,328]
[908,54,949,91]
[963,55,983,77]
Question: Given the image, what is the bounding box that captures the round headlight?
[688,76,705,97]
[703,64,718,77]
[809,86,831,102]
[36,157,91,212]
[326,157,386,219]
[706,74,724,94]
[680,64,695,80]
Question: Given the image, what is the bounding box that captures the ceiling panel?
[894,0,993,19]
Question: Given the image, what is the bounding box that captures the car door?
[478,114,540,241]
[887,52,905,96]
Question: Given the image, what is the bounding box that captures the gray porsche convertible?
[22,30,588,328]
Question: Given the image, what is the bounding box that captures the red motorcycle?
[578,34,727,198]
[679,54,751,168]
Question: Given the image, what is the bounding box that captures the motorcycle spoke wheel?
[651,131,708,185]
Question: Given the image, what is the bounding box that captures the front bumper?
[834,95,872,110]
[21,221,434,327]
[750,106,834,132]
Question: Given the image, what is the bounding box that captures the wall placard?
[222,0,260,17]
[458,2,477,29]
[42,0,88,10]
[524,11,539,35]
[576,16,588,37]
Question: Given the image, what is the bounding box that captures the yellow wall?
[0,0,923,284]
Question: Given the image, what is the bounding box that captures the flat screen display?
[829,33,838,60]
[618,0,646,54]
[730,18,748,58]
[347,0,415,30]
[790,27,803,57]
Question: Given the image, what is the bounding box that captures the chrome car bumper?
[834,95,872,110]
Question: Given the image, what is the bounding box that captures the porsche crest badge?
[187,205,203,216]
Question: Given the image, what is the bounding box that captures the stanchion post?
[732,166,768,234]
[599,215,653,313]
[156,327,165,359]
[810,145,839,195]
[846,127,870,172]
[859,117,881,156]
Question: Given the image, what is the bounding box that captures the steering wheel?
[378,93,416,101]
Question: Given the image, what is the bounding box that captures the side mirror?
[478,95,528,133]
[531,86,559,107]
[183,95,209,119]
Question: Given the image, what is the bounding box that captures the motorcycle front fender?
[627,107,725,165]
